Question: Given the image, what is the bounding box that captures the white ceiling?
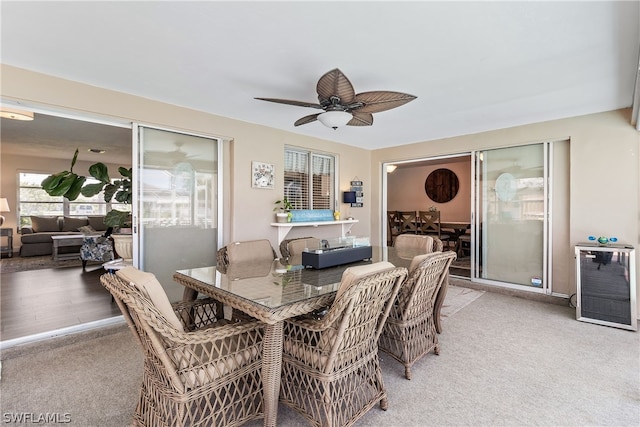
[1,1,639,155]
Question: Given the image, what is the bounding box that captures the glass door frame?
[382,142,555,295]
[471,142,552,294]
[133,123,224,272]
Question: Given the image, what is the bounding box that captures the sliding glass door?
[474,144,548,290]
[136,126,221,301]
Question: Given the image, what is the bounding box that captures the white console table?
[271,219,358,246]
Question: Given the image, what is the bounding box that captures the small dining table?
[173,246,423,427]
[438,221,471,254]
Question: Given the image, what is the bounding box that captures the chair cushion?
[336,261,395,301]
[116,266,184,331]
[226,239,274,263]
[80,235,114,262]
[173,336,260,386]
[395,234,434,251]
[62,216,89,231]
[30,216,61,232]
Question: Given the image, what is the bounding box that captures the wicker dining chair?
[393,234,449,334]
[279,236,320,265]
[101,267,264,427]
[216,239,277,272]
[393,234,437,257]
[279,262,408,427]
[379,251,456,380]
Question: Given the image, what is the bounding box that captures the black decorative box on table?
[302,245,373,269]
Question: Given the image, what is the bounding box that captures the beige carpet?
[3,288,637,427]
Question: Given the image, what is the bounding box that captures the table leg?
[262,322,283,427]
[52,241,59,261]
[182,287,198,302]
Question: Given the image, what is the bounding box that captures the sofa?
[19,215,107,257]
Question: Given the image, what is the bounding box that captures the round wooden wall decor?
[425,168,460,203]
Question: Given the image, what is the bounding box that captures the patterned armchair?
[80,235,114,269]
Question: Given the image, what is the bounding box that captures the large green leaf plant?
[41,149,132,228]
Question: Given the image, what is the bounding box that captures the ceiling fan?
[145,142,196,164]
[255,68,417,129]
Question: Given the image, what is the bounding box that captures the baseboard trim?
[0,316,126,359]
[450,277,570,307]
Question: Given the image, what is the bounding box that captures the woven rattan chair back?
[279,265,408,427]
[100,271,265,427]
[379,251,456,380]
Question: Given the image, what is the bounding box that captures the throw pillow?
[30,216,60,232]
[62,216,89,232]
[77,225,96,234]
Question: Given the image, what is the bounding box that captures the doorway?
[0,109,132,344]
[385,154,472,277]
[384,140,569,295]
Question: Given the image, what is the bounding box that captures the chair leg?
[82,260,87,270]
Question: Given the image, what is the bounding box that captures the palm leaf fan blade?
[348,112,374,126]
[316,69,356,104]
[294,113,320,126]
[254,97,323,109]
[354,91,417,113]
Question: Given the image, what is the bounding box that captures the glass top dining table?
[172,245,419,427]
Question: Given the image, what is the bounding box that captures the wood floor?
[1,264,121,342]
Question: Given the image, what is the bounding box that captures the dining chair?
[393,234,436,257]
[386,210,401,245]
[279,236,321,265]
[397,210,419,234]
[379,251,456,380]
[279,262,408,427]
[213,239,277,318]
[217,239,277,271]
[417,210,452,249]
[393,234,449,333]
[101,267,264,427]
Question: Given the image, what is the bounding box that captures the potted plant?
[41,148,134,260]
[273,196,293,223]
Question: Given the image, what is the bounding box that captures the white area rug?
[441,285,485,319]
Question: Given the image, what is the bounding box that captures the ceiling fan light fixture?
[386,164,398,173]
[317,111,352,129]
[0,107,34,121]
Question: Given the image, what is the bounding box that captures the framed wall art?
[252,161,275,189]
